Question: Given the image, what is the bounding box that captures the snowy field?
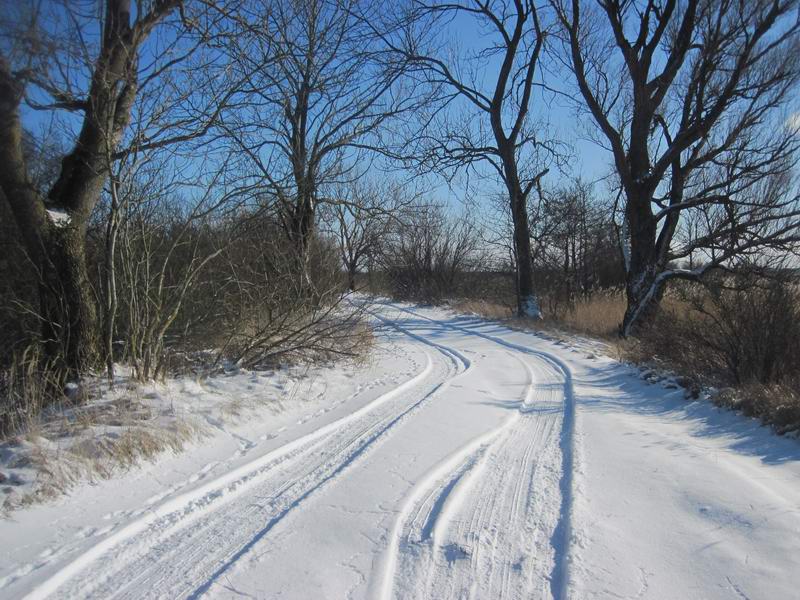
[1,301,799,599]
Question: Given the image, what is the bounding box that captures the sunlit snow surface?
[1,301,798,600]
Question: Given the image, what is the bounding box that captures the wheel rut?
[30,315,467,600]
[376,303,576,600]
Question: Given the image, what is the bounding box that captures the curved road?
[24,303,575,600]
[6,301,800,600]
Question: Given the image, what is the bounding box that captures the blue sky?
[419,5,615,210]
[18,0,615,212]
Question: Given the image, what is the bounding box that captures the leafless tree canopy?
[553,0,800,335]
[377,200,484,303]
[1,0,799,409]
[319,179,415,291]
[219,0,421,261]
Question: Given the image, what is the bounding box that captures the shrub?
[714,383,800,435]
[680,271,800,385]
[632,272,800,434]
[379,204,483,303]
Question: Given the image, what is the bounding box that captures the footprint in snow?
[74,526,96,539]
[442,543,470,564]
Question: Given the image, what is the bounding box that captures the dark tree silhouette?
[554,0,800,335]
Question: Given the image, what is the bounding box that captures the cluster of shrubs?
[0,199,365,436]
[642,270,800,435]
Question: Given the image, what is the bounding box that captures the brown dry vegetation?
[452,281,800,436]
[1,394,204,512]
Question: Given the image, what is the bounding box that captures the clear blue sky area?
[19,2,614,211]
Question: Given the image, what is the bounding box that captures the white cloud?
[786,112,800,134]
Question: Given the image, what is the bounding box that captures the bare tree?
[386,0,565,317]
[221,0,419,276]
[0,0,222,375]
[531,179,623,306]
[553,0,800,335]
[378,200,482,302]
[319,179,412,291]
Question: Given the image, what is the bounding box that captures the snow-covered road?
[2,302,799,599]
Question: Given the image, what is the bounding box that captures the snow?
[521,294,543,319]
[1,301,799,599]
[787,111,800,135]
[45,209,71,227]
[0,363,352,510]
[620,216,631,273]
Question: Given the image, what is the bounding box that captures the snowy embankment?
[1,301,799,599]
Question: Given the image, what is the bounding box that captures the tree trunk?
[620,265,665,337]
[619,191,663,336]
[40,224,99,376]
[290,206,314,258]
[103,200,121,383]
[347,262,357,292]
[508,181,541,319]
[286,188,320,300]
[0,56,100,377]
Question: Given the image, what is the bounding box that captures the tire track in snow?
[446,353,561,600]
[27,308,470,600]
[379,302,577,599]
[377,412,517,600]
[379,346,562,599]
[175,313,475,599]
[367,307,471,371]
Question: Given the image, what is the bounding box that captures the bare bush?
[211,219,370,369]
[379,203,483,303]
[530,180,624,316]
[678,270,800,386]
[113,199,221,381]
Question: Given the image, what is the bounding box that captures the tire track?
[28,307,472,600]
[382,303,575,599]
[377,413,516,600]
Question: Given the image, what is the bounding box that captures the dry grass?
[0,345,71,438]
[454,291,627,337]
[2,398,203,512]
[1,325,376,513]
[453,292,627,343]
[1,372,205,513]
[450,299,515,320]
[450,286,800,436]
[554,293,627,338]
